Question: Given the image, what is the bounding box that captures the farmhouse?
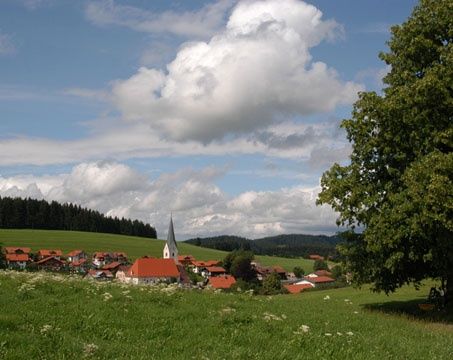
[178,255,195,266]
[5,253,30,269]
[202,266,226,278]
[284,283,314,294]
[37,249,62,260]
[92,252,111,268]
[121,257,181,285]
[4,247,31,255]
[36,256,66,271]
[208,275,236,290]
[67,250,87,263]
[86,269,114,281]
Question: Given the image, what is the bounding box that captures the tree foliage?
[223,250,257,282]
[318,0,453,298]
[293,266,305,278]
[313,260,328,272]
[261,272,284,295]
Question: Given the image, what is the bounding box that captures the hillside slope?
[0,229,314,270]
[0,271,450,360]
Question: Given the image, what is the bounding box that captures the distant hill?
[0,196,156,239]
[185,233,342,258]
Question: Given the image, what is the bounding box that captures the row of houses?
[2,246,128,271]
[2,217,336,292]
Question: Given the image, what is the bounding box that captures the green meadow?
[0,271,451,359]
[0,229,314,271]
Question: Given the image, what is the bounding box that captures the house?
[309,254,324,261]
[306,276,335,286]
[115,265,131,282]
[102,261,122,274]
[314,270,332,277]
[37,249,62,260]
[208,275,236,290]
[92,252,111,268]
[69,258,90,272]
[4,247,31,255]
[284,283,314,294]
[295,279,316,287]
[272,266,287,280]
[163,216,178,262]
[121,257,181,285]
[36,256,66,271]
[178,255,195,266]
[86,269,114,281]
[192,260,222,274]
[5,253,30,269]
[202,266,226,278]
[111,252,128,264]
[66,250,87,263]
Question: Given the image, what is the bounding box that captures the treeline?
[186,233,341,258]
[0,197,156,238]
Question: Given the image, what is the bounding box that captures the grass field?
[0,229,314,271]
[0,270,451,359]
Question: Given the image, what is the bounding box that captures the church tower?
[163,216,178,261]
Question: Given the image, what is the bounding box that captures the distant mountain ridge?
[185,233,341,258]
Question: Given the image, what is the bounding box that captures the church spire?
[163,215,178,261]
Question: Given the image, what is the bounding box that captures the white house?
[120,257,181,285]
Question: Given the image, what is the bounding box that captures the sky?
[0,0,418,239]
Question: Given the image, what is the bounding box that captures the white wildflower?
[40,324,53,335]
[337,332,343,336]
[83,343,98,357]
[354,311,359,314]
[263,312,282,321]
[293,325,310,334]
[323,295,330,300]
[346,331,354,336]
[102,292,113,301]
[325,333,332,336]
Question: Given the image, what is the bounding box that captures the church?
[163,216,178,262]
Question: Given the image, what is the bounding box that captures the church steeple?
[163,215,178,261]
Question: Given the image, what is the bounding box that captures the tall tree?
[318,0,453,300]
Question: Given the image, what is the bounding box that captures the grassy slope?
[0,229,314,271]
[0,271,451,360]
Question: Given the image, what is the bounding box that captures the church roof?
[127,258,180,278]
[166,216,177,249]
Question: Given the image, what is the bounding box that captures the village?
[2,218,337,294]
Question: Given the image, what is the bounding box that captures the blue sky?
[0,0,418,239]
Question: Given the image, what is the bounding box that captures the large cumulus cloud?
[112,0,362,142]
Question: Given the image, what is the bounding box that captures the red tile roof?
[284,284,314,294]
[4,247,31,254]
[127,258,180,278]
[308,276,335,283]
[36,256,65,265]
[208,275,236,289]
[272,266,287,274]
[38,249,62,257]
[102,261,122,270]
[6,253,29,262]
[314,270,332,277]
[70,258,88,267]
[67,250,84,257]
[93,252,110,258]
[205,260,221,267]
[205,266,226,273]
[87,269,113,278]
[309,254,324,260]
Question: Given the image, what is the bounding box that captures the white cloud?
[85,0,234,39]
[112,0,362,142]
[0,161,339,238]
[0,32,15,55]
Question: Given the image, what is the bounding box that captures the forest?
[0,196,156,238]
[186,233,341,258]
